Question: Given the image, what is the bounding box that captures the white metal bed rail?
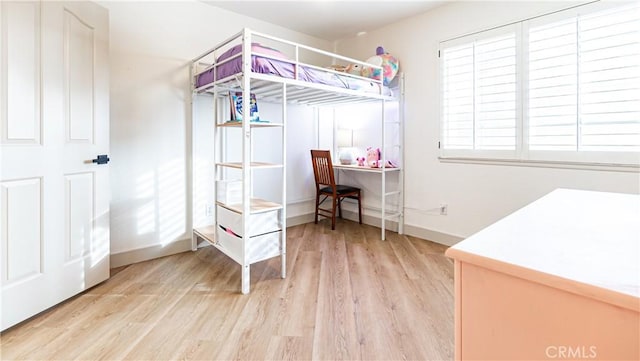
[190,28,386,95]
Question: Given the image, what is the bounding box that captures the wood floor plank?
[386,231,430,280]
[348,240,414,361]
[212,289,281,360]
[9,295,131,360]
[122,294,212,360]
[265,335,314,361]
[408,234,450,254]
[311,232,359,360]
[0,221,454,361]
[274,250,322,337]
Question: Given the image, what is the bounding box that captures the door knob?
[92,154,110,165]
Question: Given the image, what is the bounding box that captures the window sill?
[438,157,640,173]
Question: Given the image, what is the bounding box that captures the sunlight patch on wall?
[158,159,186,246]
[132,160,186,247]
[135,171,156,235]
[90,222,109,268]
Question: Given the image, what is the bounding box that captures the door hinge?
[438,141,441,149]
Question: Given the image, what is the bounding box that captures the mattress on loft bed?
[196,43,392,96]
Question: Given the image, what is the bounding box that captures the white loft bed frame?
[189,28,404,293]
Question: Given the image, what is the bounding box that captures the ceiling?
[204,1,444,41]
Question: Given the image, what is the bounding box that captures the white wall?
[335,1,640,241]
[101,0,331,257]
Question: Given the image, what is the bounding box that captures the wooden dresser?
[446,189,639,360]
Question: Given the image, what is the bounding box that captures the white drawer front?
[248,231,281,264]
[214,225,243,264]
[214,226,281,265]
[216,205,280,237]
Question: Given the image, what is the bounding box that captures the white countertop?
[448,189,640,301]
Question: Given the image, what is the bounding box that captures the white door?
[0,1,109,330]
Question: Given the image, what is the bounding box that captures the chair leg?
[338,197,343,219]
[314,192,320,224]
[358,191,363,224]
[331,196,338,230]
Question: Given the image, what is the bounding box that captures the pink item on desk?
[366,147,381,168]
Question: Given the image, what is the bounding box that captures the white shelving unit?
[191,84,287,294]
[195,83,287,295]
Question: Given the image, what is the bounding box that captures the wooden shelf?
[217,162,283,169]
[217,121,283,128]
[193,225,216,244]
[217,198,283,214]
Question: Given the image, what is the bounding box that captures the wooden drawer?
[216,205,280,237]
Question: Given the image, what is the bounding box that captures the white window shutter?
[578,4,640,152]
[528,18,578,151]
[475,33,517,150]
[442,44,474,150]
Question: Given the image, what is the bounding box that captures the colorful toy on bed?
[366,147,381,168]
[362,46,399,86]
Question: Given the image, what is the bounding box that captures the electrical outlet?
[205,205,213,217]
[439,203,448,215]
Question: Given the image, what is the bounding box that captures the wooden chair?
[310,150,362,230]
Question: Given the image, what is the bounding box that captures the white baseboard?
[110,238,193,268]
[110,212,462,268]
[287,213,315,227]
[339,209,400,232]
[403,224,463,246]
[339,209,463,246]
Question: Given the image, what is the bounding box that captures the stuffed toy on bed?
[362,46,399,86]
[345,63,363,76]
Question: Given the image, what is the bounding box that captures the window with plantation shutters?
[440,1,640,166]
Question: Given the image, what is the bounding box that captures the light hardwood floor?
[0,220,454,361]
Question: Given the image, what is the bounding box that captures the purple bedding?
[196,44,389,96]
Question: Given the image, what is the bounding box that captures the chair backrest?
[310,150,336,189]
